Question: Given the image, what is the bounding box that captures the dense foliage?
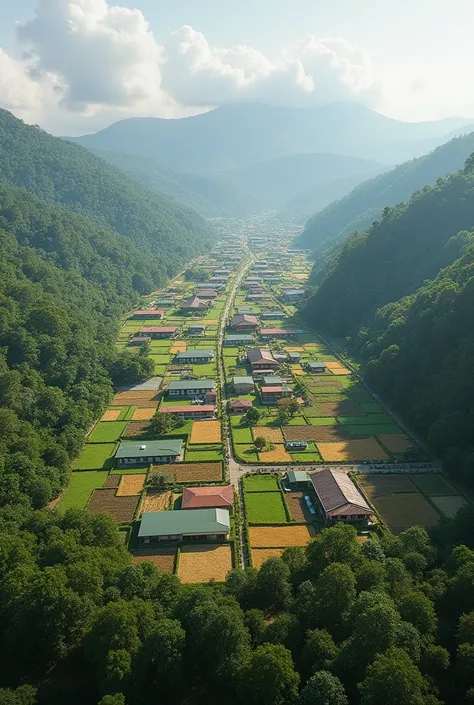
[1,510,474,705]
[296,132,474,283]
[0,110,213,273]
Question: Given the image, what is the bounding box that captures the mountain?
[91,149,260,217]
[215,152,385,211]
[283,174,380,217]
[296,131,474,282]
[67,102,471,172]
[0,109,213,275]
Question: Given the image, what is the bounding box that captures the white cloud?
[0,49,43,114]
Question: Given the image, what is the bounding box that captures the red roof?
[229,399,252,409]
[140,326,178,333]
[261,386,284,393]
[160,405,215,413]
[182,485,234,509]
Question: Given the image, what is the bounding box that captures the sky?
[1,0,474,135]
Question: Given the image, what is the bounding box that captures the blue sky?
[1,0,474,134]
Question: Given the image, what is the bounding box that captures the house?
[225,334,254,347]
[246,293,265,301]
[260,328,297,339]
[182,485,234,510]
[261,375,283,386]
[306,361,327,373]
[233,376,255,394]
[115,439,183,467]
[132,309,165,319]
[288,351,301,363]
[195,288,218,299]
[205,389,217,404]
[231,314,259,331]
[247,347,279,370]
[188,324,206,335]
[159,405,215,419]
[286,470,311,488]
[261,311,283,319]
[175,349,215,364]
[166,380,216,398]
[139,326,180,339]
[180,296,209,312]
[129,336,151,346]
[209,276,227,285]
[138,508,230,545]
[282,289,305,302]
[260,386,293,404]
[228,399,253,414]
[310,470,374,525]
[154,298,174,307]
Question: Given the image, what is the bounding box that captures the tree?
[458,612,474,645]
[256,558,292,612]
[306,524,361,577]
[240,643,300,705]
[359,647,425,705]
[97,696,125,705]
[298,671,348,705]
[132,618,185,700]
[300,629,339,680]
[0,686,37,705]
[398,591,437,637]
[245,407,261,425]
[253,436,266,452]
[148,411,175,436]
[277,398,299,417]
[147,472,171,491]
[276,407,290,425]
[313,563,356,630]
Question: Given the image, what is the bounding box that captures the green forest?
[304,155,474,485]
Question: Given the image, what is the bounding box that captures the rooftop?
[182,485,234,510]
[310,470,372,517]
[247,347,277,364]
[262,376,283,385]
[167,380,216,391]
[287,470,310,484]
[261,328,297,335]
[115,439,183,459]
[160,405,215,413]
[261,386,291,393]
[175,349,215,360]
[138,508,230,537]
[229,399,252,408]
[140,326,179,333]
[231,313,259,327]
[226,334,254,341]
[181,296,206,309]
[233,376,254,385]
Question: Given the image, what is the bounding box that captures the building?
[247,347,279,370]
[261,375,283,386]
[132,309,165,319]
[260,328,297,339]
[195,288,218,299]
[233,376,255,394]
[237,306,255,314]
[288,351,301,363]
[261,311,283,319]
[282,289,305,302]
[138,326,180,339]
[129,336,151,346]
[286,470,311,488]
[310,470,374,525]
[260,386,293,404]
[188,324,206,335]
[166,380,216,398]
[154,298,174,307]
[182,485,234,510]
[306,361,327,373]
[115,439,183,467]
[228,399,253,414]
[225,334,254,347]
[175,349,215,364]
[159,405,215,419]
[138,508,230,545]
[230,314,259,331]
[180,296,209,312]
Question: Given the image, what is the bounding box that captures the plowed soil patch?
[123,422,149,438]
[116,474,146,496]
[150,462,223,482]
[317,439,389,461]
[131,408,156,421]
[170,343,187,353]
[178,544,233,583]
[112,392,160,408]
[283,425,347,442]
[249,524,316,547]
[377,434,413,453]
[190,420,222,444]
[104,474,121,488]
[359,474,417,498]
[253,426,284,443]
[87,489,139,522]
[259,445,292,462]
[132,550,176,573]
[285,492,314,522]
[142,490,171,512]
[318,402,364,417]
[252,548,284,568]
[374,493,440,533]
[101,409,121,421]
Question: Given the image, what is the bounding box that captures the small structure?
[225,334,254,346]
[261,375,283,386]
[282,289,305,302]
[159,405,215,419]
[195,288,218,299]
[231,314,259,332]
[228,399,253,414]
[233,376,255,394]
[182,485,234,510]
[260,386,292,404]
[311,470,373,525]
[138,508,230,545]
[129,336,151,346]
[167,380,216,398]
[306,361,327,373]
[180,296,209,312]
[247,347,279,370]
[154,298,174,307]
[115,439,183,467]
[260,328,297,339]
[288,351,301,363]
[237,306,255,314]
[188,324,206,335]
[286,470,311,488]
[204,389,217,404]
[261,311,283,319]
[132,309,165,319]
[139,326,180,339]
[175,349,215,364]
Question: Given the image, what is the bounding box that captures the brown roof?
[231,314,259,328]
[182,485,234,509]
[247,347,277,365]
[229,399,252,409]
[181,296,207,309]
[140,326,178,333]
[261,328,297,335]
[310,470,372,518]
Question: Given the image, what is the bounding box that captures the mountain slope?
[296,132,474,262]
[0,109,213,274]
[91,149,260,217]
[67,102,470,172]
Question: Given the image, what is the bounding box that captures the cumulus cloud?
[0,49,44,113]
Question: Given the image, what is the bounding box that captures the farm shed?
[139,326,180,339]
[247,348,279,370]
[159,405,215,419]
[306,361,327,373]
[233,376,255,394]
[231,314,260,331]
[182,485,234,510]
[225,334,254,346]
[310,470,373,525]
[115,439,183,467]
[175,349,215,364]
[286,470,311,488]
[138,508,230,545]
[166,380,216,398]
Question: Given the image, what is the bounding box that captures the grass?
[337,414,393,425]
[306,417,338,426]
[192,363,218,377]
[231,425,254,443]
[88,421,128,443]
[245,491,288,524]
[290,451,322,462]
[243,475,279,492]
[74,443,118,470]
[57,471,109,510]
[185,446,224,462]
[344,423,403,436]
[411,474,459,496]
[234,444,259,463]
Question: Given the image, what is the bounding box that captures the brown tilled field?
[170,342,187,353]
[252,548,284,568]
[253,426,284,443]
[112,392,160,408]
[249,524,316,548]
[132,550,176,573]
[142,490,172,512]
[324,361,345,369]
[101,409,121,421]
[87,489,139,522]
[359,474,418,498]
[116,474,146,496]
[377,434,413,453]
[284,425,347,442]
[123,421,149,438]
[178,544,233,583]
[307,379,343,389]
[374,493,440,533]
[190,420,222,444]
[131,408,156,421]
[317,439,389,461]
[317,401,364,417]
[150,462,223,482]
[285,492,314,522]
[104,474,121,488]
[259,445,292,462]
[330,367,351,375]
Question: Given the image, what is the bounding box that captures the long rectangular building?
[310,470,373,525]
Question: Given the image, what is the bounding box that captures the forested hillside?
[296,133,474,281]
[0,110,213,273]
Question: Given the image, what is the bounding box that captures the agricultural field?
[116,474,146,496]
[141,490,172,512]
[249,524,316,547]
[132,550,176,573]
[150,462,223,482]
[87,489,140,523]
[251,548,284,568]
[429,495,468,518]
[190,420,222,444]
[243,475,279,492]
[88,422,128,443]
[285,492,315,522]
[178,544,233,583]
[258,445,292,462]
[252,426,284,443]
[57,471,109,511]
[317,439,389,462]
[74,443,117,470]
[245,491,287,524]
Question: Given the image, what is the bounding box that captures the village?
[57,214,470,582]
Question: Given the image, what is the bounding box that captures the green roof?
[167,380,216,391]
[175,349,215,360]
[138,508,230,537]
[115,439,183,459]
[287,470,310,484]
[226,334,254,341]
[233,376,254,385]
[262,376,283,385]
[308,361,326,368]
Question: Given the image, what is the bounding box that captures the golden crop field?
[132,550,176,573]
[252,548,284,568]
[317,439,389,461]
[330,367,351,375]
[249,524,316,548]
[116,474,146,496]
[142,490,171,512]
[178,544,233,583]
[190,420,222,444]
[170,342,187,353]
[101,409,121,421]
[377,434,413,453]
[131,408,156,421]
[258,445,292,462]
[253,426,284,443]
